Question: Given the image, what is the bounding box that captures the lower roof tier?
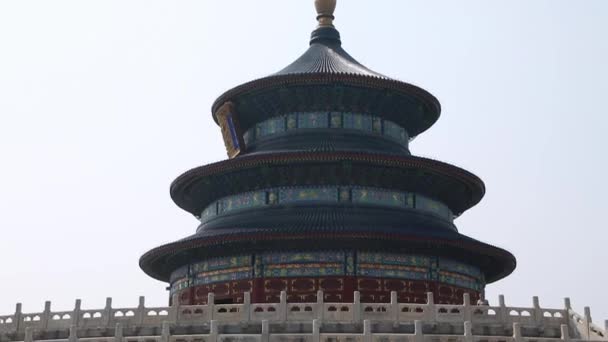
[139,224,516,285]
[170,151,485,218]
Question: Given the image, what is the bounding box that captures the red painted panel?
[177,276,481,305]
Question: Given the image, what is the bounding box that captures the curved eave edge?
[139,232,516,284]
[210,73,441,123]
[169,152,486,214]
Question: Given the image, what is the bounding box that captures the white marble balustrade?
[0,292,605,342]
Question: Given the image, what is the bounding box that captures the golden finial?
[315,0,337,27]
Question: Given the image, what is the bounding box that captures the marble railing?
[0,291,606,342]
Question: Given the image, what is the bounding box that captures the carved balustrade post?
[564,298,572,311]
[426,292,436,322]
[209,320,218,342]
[68,324,78,342]
[513,322,523,342]
[169,295,179,323]
[563,297,573,334]
[353,291,361,323]
[161,321,171,342]
[463,293,472,322]
[312,318,321,342]
[390,291,398,322]
[103,298,113,328]
[498,295,507,323]
[242,292,251,322]
[137,296,145,325]
[414,320,424,342]
[464,321,473,342]
[584,306,592,323]
[316,290,324,322]
[72,299,81,328]
[41,301,51,330]
[114,323,123,342]
[24,327,33,342]
[363,319,372,342]
[279,291,287,322]
[14,303,22,333]
[561,324,570,341]
[584,306,592,340]
[207,293,215,321]
[261,320,269,342]
[533,296,542,323]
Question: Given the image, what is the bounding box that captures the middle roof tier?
[170,151,485,218]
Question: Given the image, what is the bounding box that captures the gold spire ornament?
[315,0,337,27]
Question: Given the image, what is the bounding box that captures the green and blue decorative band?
[198,186,453,223]
[191,255,251,273]
[357,264,429,281]
[263,263,344,277]
[243,112,409,147]
[262,251,345,264]
[169,251,485,293]
[358,252,432,268]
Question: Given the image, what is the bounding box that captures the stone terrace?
[1,292,606,342]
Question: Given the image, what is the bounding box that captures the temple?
[1,2,606,342]
[139,0,515,306]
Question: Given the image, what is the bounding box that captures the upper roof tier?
[211,2,441,149]
[274,27,387,78]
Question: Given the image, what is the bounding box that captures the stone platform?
[1,292,606,342]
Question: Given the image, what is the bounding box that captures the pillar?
[363,319,372,342]
[72,299,81,327]
[312,319,321,342]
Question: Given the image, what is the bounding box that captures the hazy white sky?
[0,0,607,323]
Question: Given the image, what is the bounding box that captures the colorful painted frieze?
[330,112,343,128]
[243,112,410,148]
[357,264,429,280]
[287,113,298,130]
[343,113,373,131]
[219,191,266,213]
[191,255,252,273]
[200,186,453,224]
[194,267,253,285]
[352,188,407,207]
[298,112,328,129]
[346,252,355,275]
[358,252,432,268]
[279,187,337,203]
[261,251,345,264]
[170,277,190,294]
[372,117,382,134]
[263,263,344,277]
[257,116,286,137]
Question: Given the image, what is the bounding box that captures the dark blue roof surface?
[275,27,389,79]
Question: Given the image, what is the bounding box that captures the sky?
[0,0,607,325]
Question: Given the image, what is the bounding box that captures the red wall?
[178,276,481,305]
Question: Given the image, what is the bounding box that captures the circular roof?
[211,25,441,139]
[169,151,485,218]
[139,226,516,284]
